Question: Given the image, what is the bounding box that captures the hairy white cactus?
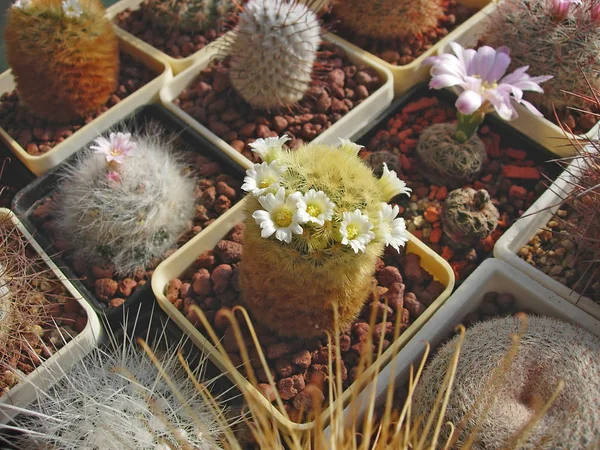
[412,315,600,449]
[54,128,197,277]
[228,0,322,109]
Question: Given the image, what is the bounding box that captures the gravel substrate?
[30,141,242,309]
[360,95,554,283]
[165,223,446,422]
[173,41,383,162]
[0,52,158,156]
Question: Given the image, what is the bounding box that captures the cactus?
[239,136,410,338]
[228,0,322,110]
[331,0,445,41]
[416,123,487,189]
[442,188,499,248]
[4,0,119,123]
[484,0,600,112]
[54,129,196,277]
[412,314,600,449]
[142,0,235,32]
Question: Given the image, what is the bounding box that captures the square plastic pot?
[150,197,455,435]
[159,32,395,170]
[0,36,171,177]
[331,258,600,438]
[11,104,246,321]
[0,208,103,425]
[494,159,600,320]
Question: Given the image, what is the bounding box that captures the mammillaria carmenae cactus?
[442,188,499,248]
[239,136,411,338]
[5,0,119,123]
[54,130,196,277]
[228,0,322,110]
[484,0,600,113]
[331,0,445,41]
[142,0,235,32]
[412,315,600,449]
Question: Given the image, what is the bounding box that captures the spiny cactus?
[54,129,196,277]
[4,0,119,123]
[142,0,235,32]
[239,136,411,338]
[412,314,600,449]
[484,0,600,112]
[331,0,445,41]
[442,188,499,248]
[228,0,322,110]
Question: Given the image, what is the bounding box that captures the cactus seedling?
[4,0,119,123]
[442,188,499,248]
[331,0,445,41]
[54,129,196,277]
[142,0,235,33]
[412,315,600,449]
[239,136,411,338]
[228,0,322,110]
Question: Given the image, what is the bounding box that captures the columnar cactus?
[54,130,196,277]
[239,136,411,338]
[331,0,445,41]
[142,0,235,32]
[228,0,322,110]
[442,188,499,248]
[484,0,600,111]
[412,315,600,449]
[4,0,119,123]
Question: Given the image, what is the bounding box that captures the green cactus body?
[332,0,445,41]
[142,0,235,32]
[239,138,410,338]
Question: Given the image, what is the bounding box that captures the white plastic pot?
[160,32,395,170]
[0,36,171,177]
[331,258,600,441]
[0,208,103,425]
[436,1,600,157]
[494,159,600,320]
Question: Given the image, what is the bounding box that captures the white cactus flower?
[241,161,286,197]
[249,135,290,163]
[375,203,409,252]
[62,0,82,17]
[337,138,364,156]
[252,188,305,243]
[378,162,411,201]
[12,0,31,9]
[340,209,375,253]
[296,189,336,226]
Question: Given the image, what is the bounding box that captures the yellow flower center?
[274,208,293,227]
[346,223,359,240]
[259,177,276,189]
[307,203,321,217]
[110,148,122,157]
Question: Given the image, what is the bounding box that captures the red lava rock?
[74,316,87,333]
[508,185,527,200]
[214,240,243,264]
[293,384,325,411]
[192,269,212,296]
[383,282,405,310]
[267,342,299,360]
[275,357,294,378]
[376,266,403,287]
[403,253,425,284]
[404,292,425,318]
[211,264,233,294]
[196,250,216,269]
[291,349,311,370]
[118,278,137,297]
[95,279,118,302]
[258,383,278,402]
[92,264,115,279]
[63,298,80,314]
[108,298,125,308]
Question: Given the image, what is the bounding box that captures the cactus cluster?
[442,188,499,248]
[142,0,235,32]
[228,0,322,110]
[412,315,600,449]
[54,129,196,277]
[239,136,410,338]
[331,0,446,41]
[484,0,600,112]
[4,0,119,123]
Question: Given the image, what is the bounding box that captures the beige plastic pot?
[494,159,600,320]
[151,198,455,435]
[0,36,171,177]
[160,32,395,170]
[0,208,103,425]
[437,1,599,157]
[331,258,600,442]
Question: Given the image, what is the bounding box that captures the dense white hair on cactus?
[412,315,600,449]
[54,125,197,277]
[2,311,230,449]
[228,0,322,109]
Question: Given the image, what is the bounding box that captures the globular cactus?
[416,123,487,189]
[412,315,600,449]
[142,0,235,32]
[442,188,499,248]
[4,0,119,123]
[54,129,196,277]
[484,0,600,112]
[331,0,445,41]
[228,0,322,110]
[239,136,411,338]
